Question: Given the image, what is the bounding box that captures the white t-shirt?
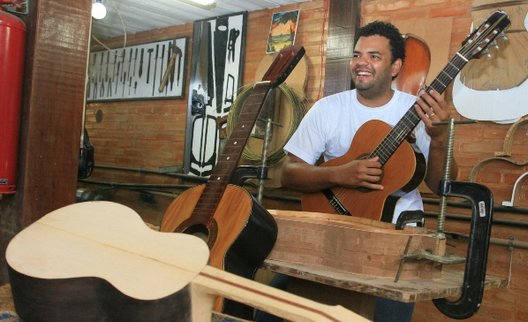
[284,89,431,223]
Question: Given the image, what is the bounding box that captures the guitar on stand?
[301,10,511,221]
[160,45,305,319]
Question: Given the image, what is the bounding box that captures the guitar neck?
[370,52,469,165]
[191,82,272,223]
[196,265,369,322]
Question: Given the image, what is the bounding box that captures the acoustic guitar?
[160,45,305,317]
[6,201,369,322]
[302,10,510,220]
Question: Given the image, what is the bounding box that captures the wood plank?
[263,260,507,303]
[267,209,444,280]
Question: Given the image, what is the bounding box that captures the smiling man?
[278,21,457,322]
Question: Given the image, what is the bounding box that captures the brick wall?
[85,1,328,180]
[86,1,528,321]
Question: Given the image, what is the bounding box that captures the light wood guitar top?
[6,201,369,322]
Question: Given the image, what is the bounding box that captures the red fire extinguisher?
[0,0,26,195]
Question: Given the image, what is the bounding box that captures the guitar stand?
[230,165,268,186]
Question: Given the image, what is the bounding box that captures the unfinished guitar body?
[6,201,369,322]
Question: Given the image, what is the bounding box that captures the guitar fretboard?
[191,83,272,224]
[370,53,468,164]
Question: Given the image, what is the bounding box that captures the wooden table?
[260,209,507,318]
[263,259,507,319]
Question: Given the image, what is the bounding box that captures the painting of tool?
[183,12,247,176]
[86,37,188,101]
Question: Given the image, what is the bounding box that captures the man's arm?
[280,154,384,192]
[414,89,458,194]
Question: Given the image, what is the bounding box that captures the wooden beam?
[0,0,91,283]
[323,0,360,96]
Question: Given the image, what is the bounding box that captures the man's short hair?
[355,21,406,64]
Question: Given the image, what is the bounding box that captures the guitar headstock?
[460,10,511,60]
[262,45,305,88]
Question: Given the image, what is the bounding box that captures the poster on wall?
[183,12,247,176]
[266,9,300,53]
[87,37,188,101]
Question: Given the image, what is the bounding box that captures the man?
[279,21,458,321]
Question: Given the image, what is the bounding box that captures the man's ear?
[391,58,403,78]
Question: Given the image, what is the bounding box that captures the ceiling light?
[92,0,107,20]
[192,0,216,5]
[182,0,217,9]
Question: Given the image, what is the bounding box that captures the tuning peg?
[481,48,492,58]
[491,40,499,50]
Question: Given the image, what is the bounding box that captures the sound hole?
[179,220,218,249]
[183,224,209,243]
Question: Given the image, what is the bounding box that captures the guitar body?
[161,184,277,271]
[7,201,211,322]
[7,201,368,322]
[160,184,277,316]
[158,46,305,319]
[9,268,194,322]
[302,120,426,220]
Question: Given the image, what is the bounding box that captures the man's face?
[350,35,401,93]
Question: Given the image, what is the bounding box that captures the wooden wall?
[0,0,91,282]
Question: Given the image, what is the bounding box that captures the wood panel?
[0,0,91,283]
[323,0,360,96]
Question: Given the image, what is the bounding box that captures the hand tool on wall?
[100,50,109,97]
[159,44,165,93]
[169,40,176,90]
[227,28,240,62]
[187,20,216,176]
[214,16,229,113]
[124,48,132,96]
[146,48,153,83]
[92,53,99,99]
[224,74,235,106]
[152,44,159,95]
[139,48,144,79]
[115,61,120,95]
[133,47,138,79]
[87,53,93,98]
[118,48,125,94]
[158,42,180,93]
[108,50,117,98]
[165,43,171,94]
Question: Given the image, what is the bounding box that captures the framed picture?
[183,12,247,177]
[87,37,188,101]
[266,9,300,54]
[183,12,247,176]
